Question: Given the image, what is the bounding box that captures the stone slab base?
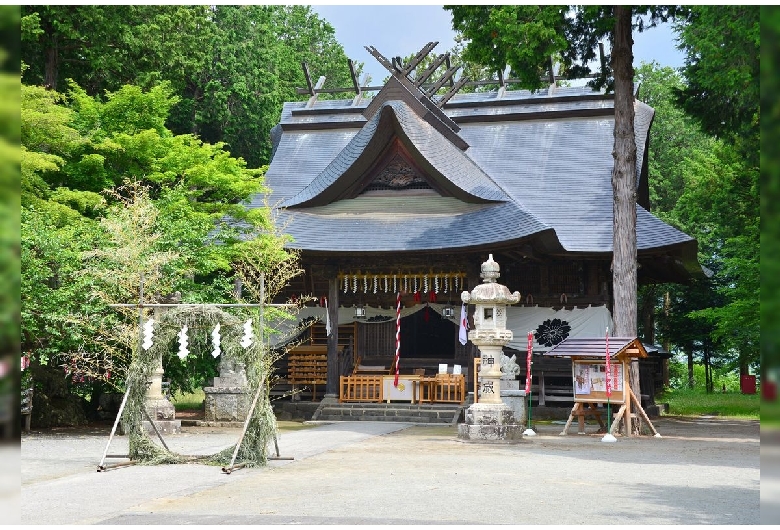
[457,423,525,443]
[181,420,245,428]
[458,402,524,442]
[142,419,181,435]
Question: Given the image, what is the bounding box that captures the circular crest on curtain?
[535,318,571,347]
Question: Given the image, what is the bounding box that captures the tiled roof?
[273,197,560,253]
[257,84,698,269]
[542,337,648,359]
[281,101,508,207]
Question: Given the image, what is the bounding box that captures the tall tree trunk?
[44,34,59,90]
[611,7,640,432]
[687,346,694,388]
[662,291,671,387]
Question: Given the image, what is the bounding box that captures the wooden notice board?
[572,359,627,404]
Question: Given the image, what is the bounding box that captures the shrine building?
[246,44,702,410]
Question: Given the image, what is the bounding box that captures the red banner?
[605,328,611,398]
[525,331,533,394]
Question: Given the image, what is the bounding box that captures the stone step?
[316,415,440,424]
[313,402,464,424]
[318,407,457,418]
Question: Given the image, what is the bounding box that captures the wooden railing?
[340,375,383,402]
[430,374,466,403]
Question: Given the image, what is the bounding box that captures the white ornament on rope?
[240,319,253,349]
[434,275,439,294]
[211,323,221,358]
[444,275,448,294]
[413,276,418,293]
[141,318,155,350]
[352,275,357,294]
[344,275,348,294]
[363,275,368,294]
[403,275,408,293]
[423,274,428,293]
[373,275,378,294]
[177,325,189,360]
[454,275,459,292]
[393,274,397,293]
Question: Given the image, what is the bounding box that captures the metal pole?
[97,384,132,471]
[142,407,170,452]
[222,378,265,474]
[98,273,144,472]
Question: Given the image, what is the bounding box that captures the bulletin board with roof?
[543,337,660,437]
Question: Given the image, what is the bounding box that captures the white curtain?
[269,303,612,351]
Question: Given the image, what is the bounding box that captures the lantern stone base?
[457,402,524,443]
[203,386,250,422]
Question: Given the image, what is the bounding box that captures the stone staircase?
[312,402,466,425]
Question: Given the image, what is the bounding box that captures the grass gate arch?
[122,304,278,467]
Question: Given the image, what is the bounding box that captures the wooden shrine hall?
[247,43,703,407]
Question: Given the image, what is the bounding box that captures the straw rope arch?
[123,305,277,467]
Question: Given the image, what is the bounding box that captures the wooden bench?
[288,345,336,401]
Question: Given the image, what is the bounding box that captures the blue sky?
[310,5,685,86]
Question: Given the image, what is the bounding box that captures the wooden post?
[325,277,340,397]
[624,360,632,436]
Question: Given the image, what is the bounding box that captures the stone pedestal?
[143,361,181,434]
[143,306,180,434]
[457,403,524,442]
[203,371,250,422]
[500,389,527,426]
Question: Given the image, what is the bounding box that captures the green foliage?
[447,5,569,91]
[446,5,682,92]
[760,8,780,381]
[20,78,281,412]
[675,6,760,162]
[635,61,759,378]
[668,361,740,392]
[635,63,712,215]
[21,4,353,168]
[658,386,759,419]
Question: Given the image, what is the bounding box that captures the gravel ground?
[17,416,762,525]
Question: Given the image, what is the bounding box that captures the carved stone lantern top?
[461,254,521,306]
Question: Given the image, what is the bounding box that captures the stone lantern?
[458,254,524,442]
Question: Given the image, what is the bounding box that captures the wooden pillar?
[624,360,632,436]
[325,276,340,397]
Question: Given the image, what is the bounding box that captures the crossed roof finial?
[364,42,469,108]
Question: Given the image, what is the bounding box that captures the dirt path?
[20,416,761,525]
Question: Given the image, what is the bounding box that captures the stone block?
[142,419,181,435]
[203,386,250,422]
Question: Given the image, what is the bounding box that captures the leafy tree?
[761,8,780,383]
[20,80,286,421]
[634,63,712,216]
[446,6,680,414]
[674,6,760,164]
[670,8,760,378]
[635,58,759,385]
[21,5,354,168]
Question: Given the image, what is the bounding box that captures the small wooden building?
[249,45,702,401]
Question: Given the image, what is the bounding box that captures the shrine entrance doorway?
[400,307,457,360]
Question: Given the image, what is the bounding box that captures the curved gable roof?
[281,100,508,208]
